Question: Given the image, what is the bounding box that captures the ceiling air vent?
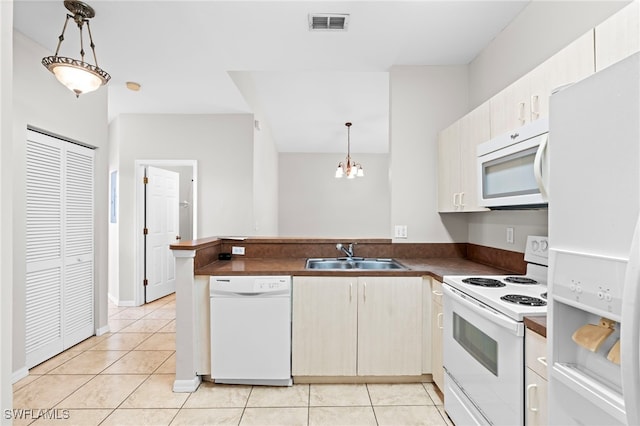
[308,13,350,31]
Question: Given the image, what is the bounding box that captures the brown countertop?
[524,315,547,338]
[195,257,512,282]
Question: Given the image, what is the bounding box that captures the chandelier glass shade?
[42,0,111,97]
[335,122,364,179]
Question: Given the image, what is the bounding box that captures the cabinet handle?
[432,290,443,296]
[452,193,459,207]
[437,312,444,329]
[526,384,539,412]
[363,282,367,302]
[531,94,540,120]
[459,192,465,207]
[518,101,526,124]
[537,356,547,367]
[349,282,353,302]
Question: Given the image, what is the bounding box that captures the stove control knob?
[597,291,604,300]
[605,293,612,302]
[532,240,540,251]
[576,286,583,294]
[540,240,548,251]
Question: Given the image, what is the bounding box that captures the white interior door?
[145,166,179,302]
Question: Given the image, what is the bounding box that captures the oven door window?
[482,146,539,199]
[453,312,498,376]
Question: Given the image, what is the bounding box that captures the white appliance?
[210,275,293,386]
[548,52,640,425]
[477,118,549,208]
[443,236,548,425]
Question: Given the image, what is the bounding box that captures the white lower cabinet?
[292,276,423,377]
[525,328,548,426]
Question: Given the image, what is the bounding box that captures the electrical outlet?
[394,225,408,239]
[506,227,515,244]
[232,246,245,255]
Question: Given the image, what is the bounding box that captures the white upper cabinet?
[438,102,490,213]
[529,30,595,121]
[595,0,640,71]
[490,30,595,137]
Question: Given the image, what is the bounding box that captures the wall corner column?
[171,249,202,392]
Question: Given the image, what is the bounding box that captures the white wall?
[389,66,469,243]
[253,122,279,236]
[109,113,254,304]
[229,71,280,236]
[279,153,390,237]
[1,0,14,417]
[468,210,548,252]
[12,31,109,377]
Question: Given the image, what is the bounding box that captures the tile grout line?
[365,383,380,426]
[307,384,311,426]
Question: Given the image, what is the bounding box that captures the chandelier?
[335,122,364,178]
[42,0,111,97]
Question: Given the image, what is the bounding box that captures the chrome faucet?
[336,242,356,259]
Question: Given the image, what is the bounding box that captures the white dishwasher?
[210,275,292,386]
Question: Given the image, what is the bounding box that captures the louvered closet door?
[63,143,94,348]
[25,133,64,368]
[25,130,94,368]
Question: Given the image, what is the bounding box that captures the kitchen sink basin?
[305,258,407,270]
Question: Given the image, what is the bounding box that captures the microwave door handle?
[443,284,523,336]
[533,135,549,200]
[622,214,640,426]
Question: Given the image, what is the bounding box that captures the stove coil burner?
[504,276,539,285]
[501,294,547,306]
[462,278,506,287]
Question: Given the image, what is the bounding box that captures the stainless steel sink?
[305,258,407,270]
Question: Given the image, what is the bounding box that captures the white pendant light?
[42,0,111,97]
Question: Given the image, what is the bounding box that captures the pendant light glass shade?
[42,1,111,97]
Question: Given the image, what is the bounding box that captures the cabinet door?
[437,121,462,212]
[490,77,531,137]
[525,368,548,426]
[530,30,595,121]
[292,276,357,376]
[357,277,422,376]
[459,102,490,212]
[595,1,640,72]
[430,280,444,390]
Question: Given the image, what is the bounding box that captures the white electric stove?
[442,235,549,426]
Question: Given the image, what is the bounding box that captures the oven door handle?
[443,284,524,337]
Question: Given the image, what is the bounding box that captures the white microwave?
[477,118,549,208]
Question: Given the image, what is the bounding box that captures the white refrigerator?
[548,52,640,425]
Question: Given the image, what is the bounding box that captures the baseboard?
[12,367,28,384]
[108,292,136,307]
[293,374,432,384]
[173,376,202,393]
[95,324,110,336]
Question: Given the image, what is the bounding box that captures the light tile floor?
[13,294,453,426]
